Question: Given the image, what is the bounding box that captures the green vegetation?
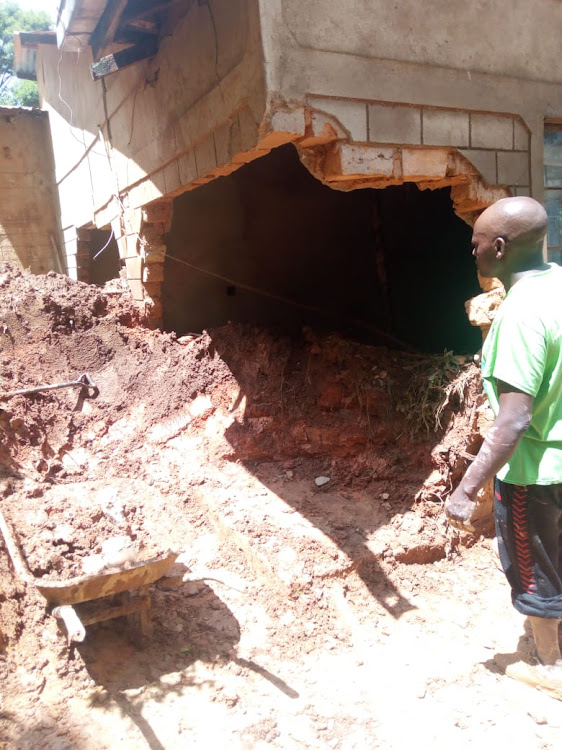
[0,2,52,107]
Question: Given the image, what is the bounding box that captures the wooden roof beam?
[90,0,129,59]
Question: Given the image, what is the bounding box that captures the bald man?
[445,196,562,696]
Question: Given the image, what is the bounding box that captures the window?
[544,123,562,264]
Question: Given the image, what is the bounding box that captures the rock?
[315,476,330,487]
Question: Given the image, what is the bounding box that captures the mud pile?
[0,264,484,595]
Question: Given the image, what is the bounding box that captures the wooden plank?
[90,0,129,59]
[90,36,159,81]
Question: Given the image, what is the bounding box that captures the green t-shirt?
[481,262,562,485]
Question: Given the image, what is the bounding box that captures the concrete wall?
[36,0,267,283]
[0,108,62,274]
[259,0,562,204]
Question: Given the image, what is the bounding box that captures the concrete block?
[298,110,347,147]
[238,107,260,152]
[471,114,513,150]
[129,178,164,209]
[178,149,197,186]
[65,254,78,271]
[402,148,449,179]
[163,160,181,195]
[325,143,395,179]
[423,109,469,148]
[127,278,145,301]
[194,136,217,178]
[368,104,421,145]
[459,149,497,185]
[123,207,142,235]
[312,98,367,141]
[268,108,306,139]
[214,120,234,167]
[125,256,143,280]
[514,120,530,151]
[497,151,529,186]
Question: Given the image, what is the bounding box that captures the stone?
[315,476,331,487]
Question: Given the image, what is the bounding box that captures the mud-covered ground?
[0,267,559,749]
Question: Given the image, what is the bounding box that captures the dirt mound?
[0,264,485,581]
[0,265,497,747]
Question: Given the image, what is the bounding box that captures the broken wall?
[259,0,562,203]
[0,108,62,274]
[35,0,562,323]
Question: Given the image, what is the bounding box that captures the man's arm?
[445,381,533,529]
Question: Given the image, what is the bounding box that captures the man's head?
[472,197,548,280]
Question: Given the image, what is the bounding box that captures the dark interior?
[163,144,480,353]
[89,229,120,286]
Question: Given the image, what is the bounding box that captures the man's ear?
[495,237,507,258]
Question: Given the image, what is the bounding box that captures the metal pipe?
[52,605,86,643]
[0,373,98,400]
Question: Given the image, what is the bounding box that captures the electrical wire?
[165,251,413,349]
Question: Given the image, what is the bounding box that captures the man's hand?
[445,485,477,533]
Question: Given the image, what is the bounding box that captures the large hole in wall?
[163,144,481,353]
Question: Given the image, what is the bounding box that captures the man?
[445,196,562,696]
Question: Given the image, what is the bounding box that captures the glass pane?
[544,126,562,187]
[545,189,562,249]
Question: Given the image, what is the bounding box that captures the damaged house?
[12,0,562,352]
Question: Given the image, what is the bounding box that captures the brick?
[471,114,513,150]
[143,263,164,284]
[311,98,367,141]
[402,148,449,179]
[143,245,166,265]
[142,202,171,224]
[459,149,497,185]
[423,110,469,148]
[368,104,421,145]
[125,256,143,280]
[325,143,395,179]
[514,120,530,151]
[497,151,529,186]
[194,136,217,178]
